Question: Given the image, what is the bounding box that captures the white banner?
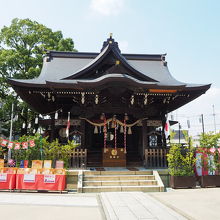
[0,173,7,182]
[23,174,35,183]
[44,174,55,183]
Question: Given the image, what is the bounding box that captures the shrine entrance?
[84,114,143,167]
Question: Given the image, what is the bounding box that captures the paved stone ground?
[0,192,103,220]
[100,192,186,220]
[152,188,220,220]
[2,188,220,220]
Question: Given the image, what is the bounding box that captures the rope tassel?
[128,127,132,135]
[94,126,98,134]
[120,125,124,133]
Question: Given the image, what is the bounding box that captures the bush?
[167,144,196,176]
[43,139,79,168]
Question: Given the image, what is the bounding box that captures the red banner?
[14,143,21,150]
[22,142,28,149]
[29,140,35,147]
[1,139,8,147]
[8,142,14,149]
[0,139,35,149]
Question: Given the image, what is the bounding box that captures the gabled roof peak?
[101,33,121,53]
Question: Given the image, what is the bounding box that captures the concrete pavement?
[152,188,220,220]
[1,188,220,219]
[0,192,103,220]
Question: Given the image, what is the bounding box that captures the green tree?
[0,18,77,137]
[199,132,220,148]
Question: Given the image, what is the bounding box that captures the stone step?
[83,180,158,186]
[84,175,155,181]
[82,185,161,193]
[84,170,153,176]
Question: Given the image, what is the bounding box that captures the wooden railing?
[145,149,168,168]
[69,149,87,169]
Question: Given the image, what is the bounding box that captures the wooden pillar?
[142,119,148,158]
[80,119,85,149]
[161,115,167,148]
[50,114,55,142]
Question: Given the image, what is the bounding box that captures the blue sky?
[0,0,220,136]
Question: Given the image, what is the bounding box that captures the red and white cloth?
[7,142,14,149]
[14,143,21,150]
[22,142,28,149]
[1,139,8,147]
[164,118,170,139]
[66,112,70,138]
[29,140,35,147]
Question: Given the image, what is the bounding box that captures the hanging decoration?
[79,115,146,152]
[27,123,31,129]
[128,127,132,135]
[29,140,35,147]
[103,116,107,153]
[81,92,85,104]
[22,142,28,149]
[120,125,124,133]
[8,142,14,149]
[1,139,8,147]
[66,112,71,138]
[14,143,21,150]
[95,95,99,104]
[0,139,35,150]
[144,94,148,105]
[114,120,117,150]
[130,95,134,105]
[22,122,26,129]
[55,111,58,120]
[79,117,146,128]
[35,116,39,124]
[94,126,98,134]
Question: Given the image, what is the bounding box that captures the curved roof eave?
[8,78,47,88]
[62,44,158,82]
[45,74,209,91]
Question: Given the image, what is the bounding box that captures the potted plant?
[198,132,220,187]
[167,144,196,189]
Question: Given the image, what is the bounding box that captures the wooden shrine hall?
[8,34,210,167]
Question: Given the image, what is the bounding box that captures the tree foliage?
[0,18,77,137]
[199,132,220,148]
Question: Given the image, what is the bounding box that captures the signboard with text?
[44,174,55,183]
[0,173,7,182]
[23,174,35,183]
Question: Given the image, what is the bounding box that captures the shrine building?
[8,35,210,167]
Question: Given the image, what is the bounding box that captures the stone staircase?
[78,170,164,193]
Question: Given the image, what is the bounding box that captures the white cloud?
[90,0,124,16]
